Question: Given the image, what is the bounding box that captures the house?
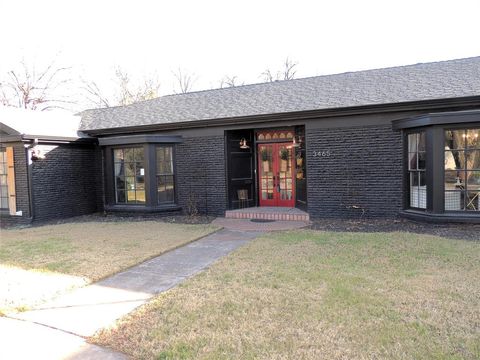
[0,108,100,227]
[1,57,480,226]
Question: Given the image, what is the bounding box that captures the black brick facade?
[31,144,101,222]
[306,124,403,218]
[176,136,226,216]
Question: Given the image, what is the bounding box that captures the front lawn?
[93,230,480,359]
[0,221,219,313]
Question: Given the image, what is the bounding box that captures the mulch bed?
[311,218,479,241]
[12,212,215,229]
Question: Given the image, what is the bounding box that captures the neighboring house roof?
[0,106,82,139]
[79,57,480,132]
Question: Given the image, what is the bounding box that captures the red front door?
[258,143,295,207]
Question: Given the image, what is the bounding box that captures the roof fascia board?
[393,109,480,130]
[98,135,183,146]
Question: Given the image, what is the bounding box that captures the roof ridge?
[80,56,480,113]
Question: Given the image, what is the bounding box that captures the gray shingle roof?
[79,57,480,131]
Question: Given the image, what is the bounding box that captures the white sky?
[0,0,479,111]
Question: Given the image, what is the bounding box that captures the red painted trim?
[258,142,295,207]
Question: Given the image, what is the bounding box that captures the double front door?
[258,143,295,207]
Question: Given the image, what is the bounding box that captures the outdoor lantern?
[292,136,302,148]
[239,138,250,149]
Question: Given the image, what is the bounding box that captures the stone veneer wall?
[306,124,403,218]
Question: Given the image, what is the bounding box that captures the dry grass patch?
[92,230,480,360]
[0,221,218,312]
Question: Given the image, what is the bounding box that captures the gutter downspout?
[24,138,36,222]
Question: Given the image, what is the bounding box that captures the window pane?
[466,191,480,211]
[0,175,6,186]
[136,190,146,204]
[113,149,123,162]
[124,148,135,162]
[114,162,124,176]
[136,175,145,190]
[116,176,125,191]
[125,162,135,177]
[445,170,461,190]
[445,150,465,170]
[125,177,135,190]
[0,186,7,197]
[445,191,462,211]
[418,152,426,170]
[418,132,426,152]
[158,175,174,204]
[466,171,480,188]
[126,190,136,203]
[445,130,464,150]
[466,129,480,149]
[466,150,480,170]
[134,147,145,162]
[408,152,417,170]
[408,133,417,153]
[116,190,125,203]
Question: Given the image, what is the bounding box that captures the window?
[0,149,8,210]
[444,128,480,211]
[407,132,426,209]
[113,147,145,204]
[156,146,175,204]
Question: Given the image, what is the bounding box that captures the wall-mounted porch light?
[291,135,302,148]
[239,138,250,149]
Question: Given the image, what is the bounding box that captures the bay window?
[395,110,480,222]
[100,135,182,211]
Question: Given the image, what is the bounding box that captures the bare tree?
[220,75,244,88]
[82,67,161,108]
[282,57,297,80]
[173,68,195,94]
[0,60,72,111]
[261,57,298,82]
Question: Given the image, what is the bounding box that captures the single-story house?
[1,57,480,226]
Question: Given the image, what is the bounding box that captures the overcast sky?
[1,0,479,111]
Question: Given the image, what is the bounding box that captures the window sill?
[400,209,480,224]
[105,204,182,213]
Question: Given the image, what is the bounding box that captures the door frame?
[257,142,295,207]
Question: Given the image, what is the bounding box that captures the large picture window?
[113,147,145,204]
[156,146,175,204]
[408,132,426,209]
[444,128,480,211]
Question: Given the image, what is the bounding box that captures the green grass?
[92,230,480,359]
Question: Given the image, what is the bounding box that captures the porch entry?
[258,143,295,207]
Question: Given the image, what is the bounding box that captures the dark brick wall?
[306,124,403,218]
[176,136,226,216]
[31,144,101,222]
[0,142,32,227]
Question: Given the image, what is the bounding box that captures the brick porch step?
[225,207,310,222]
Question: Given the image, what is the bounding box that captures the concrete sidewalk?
[2,229,258,360]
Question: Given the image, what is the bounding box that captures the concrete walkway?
[1,229,258,360]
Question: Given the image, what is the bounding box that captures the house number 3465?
[313,150,331,157]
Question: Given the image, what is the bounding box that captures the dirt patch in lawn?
[0,221,219,313]
[92,230,480,359]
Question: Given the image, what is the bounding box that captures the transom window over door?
[113,147,145,204]
[156,146,175,204]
